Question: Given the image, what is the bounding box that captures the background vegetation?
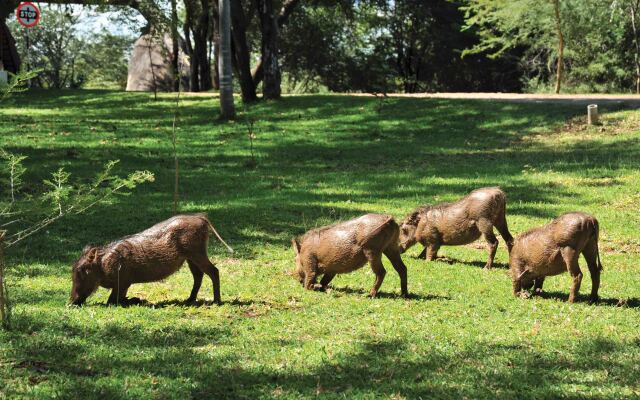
[3,0,640,94]
[0,90,638,398]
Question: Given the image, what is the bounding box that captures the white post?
[587,104,599,125]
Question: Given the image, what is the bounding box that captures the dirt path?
[367,92,640,106]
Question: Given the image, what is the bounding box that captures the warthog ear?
[291,238,301,255]
[85,247,101,264]
[405,211,421,227]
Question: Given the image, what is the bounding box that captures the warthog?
[510,212,602,303]
[398,187,514,269]
[292,213,409,298]
[70,213,233,306]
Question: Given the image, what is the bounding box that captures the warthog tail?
[204,218,234,254]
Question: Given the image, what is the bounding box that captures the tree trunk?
[213,38,220,90]
[184,0,212,92]
[0,20,20,74]
[211,6,220,90]
[196,32,211,90]
[1,2,21,74]
[184,5,200,91]
[630,0,640,94]
[231,0,257,102]
[218,0,235,119]
[170,0,180,92]
[255,0,281,99]
[552,0,564,94]
[251,0,300,87]
[197,0,213,91]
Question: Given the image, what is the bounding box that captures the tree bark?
[183,6,200,91]
[198,0,213,91]
[218,0,235,118]
[211,5,220,90]
[230,0,257,102]
[552,0,564,94]
[630,0,640,94]
[254,0,280,99]
[0,18,21,74]
[185,0,213,92]
[170,0,179,91]
[251,0,299,87]
[1,1,21,74]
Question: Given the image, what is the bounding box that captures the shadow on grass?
[407,252,509,270]
[537,290,640,308]
[4,312,639,399]
[94,297,273,308]
[328,286,450,301]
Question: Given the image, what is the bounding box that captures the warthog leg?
[319,273,336,289]
[561,247,582,303]
[582,239,601,303]
[107,284,130,306]
[384,248,409,297]
[533,277,545,295]
[191,254,222,305]
[366,250,386,298]
[426,243,440,261]
[186,261,204,303]
[478,218,498,269]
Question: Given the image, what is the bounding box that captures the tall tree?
[230,0,257,102]
[170,0,179,91]
[551,0,564,93]
[628,0,640,93]
[251,0,300,87]
[463,0,567,92]
[254,0,281,99]
[218,0,235,118]
[184,0,213,91]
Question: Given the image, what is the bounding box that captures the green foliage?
[9,5,134,89]
[0,150,26,204]
[0,70,39,102]
[0,91,639,396]
[42,168,73,216]
[80,32,135,90]
[0,155,154,247]
[279,1,523,93]
[11,5,84,88]
[463,0,639,92]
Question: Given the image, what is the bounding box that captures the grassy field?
[0,90,639,399]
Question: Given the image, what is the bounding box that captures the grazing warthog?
[398,187,514,269]
[510,212,603,303]
[292,214,409,298]
[70,213,233,306]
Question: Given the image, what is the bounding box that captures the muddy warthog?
[292,214,409,298]
[70,213,233,306]
[510,212,603,303]
[398,187,514,269]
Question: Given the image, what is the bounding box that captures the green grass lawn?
[1,90,639,399]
